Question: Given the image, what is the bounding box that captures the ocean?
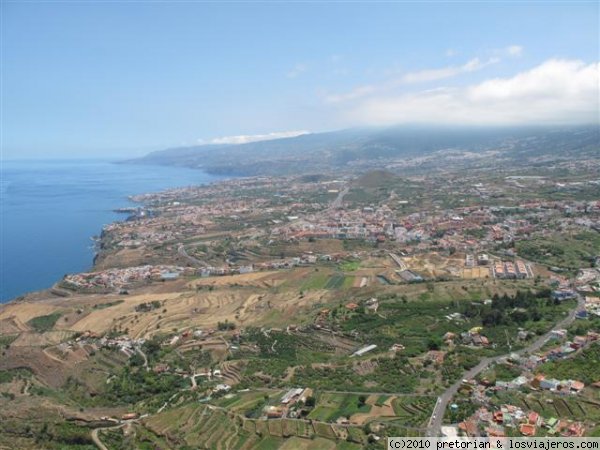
[0,159,223,303]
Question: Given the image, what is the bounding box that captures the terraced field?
[139,401,372,449]
[391,396,437,427]
[504,393,600,423]
[324,274,351,290]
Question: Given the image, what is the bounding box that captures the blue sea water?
[0,159,223,303]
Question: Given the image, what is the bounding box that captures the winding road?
[426,294,585,436]
[91,423,124,450]
[136,347,149,371]
[177,243,207,268]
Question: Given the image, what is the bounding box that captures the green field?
[27,312,62,332]
[300,273,330,290]
[324,274,350,290]
[339,261,360,272]
[536,345,600,384]
[516,231,600,270]
[307,393,371,422]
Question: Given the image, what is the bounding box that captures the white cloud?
[324,56,499,104]
[445,49,457,57]
[325,85,376,103]
[490,44,524,58]
[208,130,310,145]
[340,59,599,126]
[401,57,499,83]
[286,63,307,78]
[506,45,523,57]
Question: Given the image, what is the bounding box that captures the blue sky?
[2,1,598,158]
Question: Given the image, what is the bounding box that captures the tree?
[305,396,316,407]
[427,337,442,351]
[357,395,367,407]
[482,309,504,326]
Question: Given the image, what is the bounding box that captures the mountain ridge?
[125,125,599,176]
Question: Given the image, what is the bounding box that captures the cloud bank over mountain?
[331,59,599,126]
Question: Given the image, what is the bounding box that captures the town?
[1,165,599,449]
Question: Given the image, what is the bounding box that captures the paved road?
[92,424,124,450]
[329,187,349,210]
[253,386,436,397]
[136,347,148,371]
[389,252,408,271]
[427,294,585,436]
[177,243,207,267]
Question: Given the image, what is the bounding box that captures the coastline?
[0,160,224,304]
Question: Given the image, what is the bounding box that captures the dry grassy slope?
[0,263,542,348]
[0,269,333,342]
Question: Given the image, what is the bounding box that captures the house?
[546,417,559,430]
[517,330,529,340]
[512,376,529,387]
[477,254,489,266]
[520,423,536,436]
[266,406,284,419]
[389,343,405,352]
[426,350,446,364]
[550,329,567,340]
[572,335,587,348]
[528,412,540,426]
[486,427,506,438]
[153,363,169,374]
[352,344,377,357]
[472,334,490,346]
[458,420,478,437]
[239,265,254,274]
[570,380,585,393]
[565,422,585,437]
[443,332,457,343]
[552,290,577,301]
[540,378,560,391]
[531,374,545,389]
[365,297,379,312]
[281,388,304,404]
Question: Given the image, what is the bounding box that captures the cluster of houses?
[465,254,489,267]
[443,328,491,347]
[453,327,600,437]
[493,260,532,279]
[197,253,327,278]
[585,296,600,317]
[98,335,145,355]
[576,268,600,287]
[62,265,189,291]
[452,405,586,438]
[269,195,598,262]
[263,387,313,419]
[492,372,586,394]
[61,250,354,294]
[65,332,145,358]
[344,297,379,314]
